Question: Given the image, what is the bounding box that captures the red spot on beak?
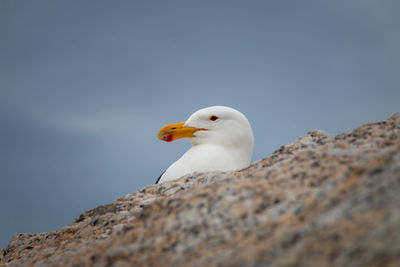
[163,134,173,142]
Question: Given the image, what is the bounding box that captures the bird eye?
[209,115,219,121]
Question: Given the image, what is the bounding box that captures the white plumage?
[157,106,254,183]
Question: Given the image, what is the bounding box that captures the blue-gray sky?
[1,0,399,248]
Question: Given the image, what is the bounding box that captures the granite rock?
[1,113,400,267]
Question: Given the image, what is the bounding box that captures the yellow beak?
[158,122,206,142]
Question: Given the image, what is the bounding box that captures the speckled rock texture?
[2,113,400,267]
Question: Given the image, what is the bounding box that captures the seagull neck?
[189,142,237,153]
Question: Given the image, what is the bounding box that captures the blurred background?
[1,0,399,248]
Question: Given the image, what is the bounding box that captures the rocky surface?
[1,113,400,267]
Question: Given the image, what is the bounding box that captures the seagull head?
[158,106,254,152]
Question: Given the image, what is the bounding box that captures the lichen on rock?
[1,113,400,267]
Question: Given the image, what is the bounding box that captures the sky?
[1,0,399,248]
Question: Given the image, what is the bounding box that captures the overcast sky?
[1,0,399,248]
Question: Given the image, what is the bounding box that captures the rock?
[1,113,400,267]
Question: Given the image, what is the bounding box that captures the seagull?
[156,106,254,183]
